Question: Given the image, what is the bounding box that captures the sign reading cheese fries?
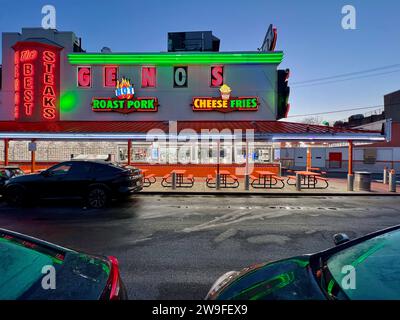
[192,84,259,112]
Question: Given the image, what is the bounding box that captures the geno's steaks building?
[0,27,387,173]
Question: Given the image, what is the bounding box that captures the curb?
[139,191,400,197]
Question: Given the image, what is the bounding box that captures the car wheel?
[5,185,27,207]
[87,186,109,209]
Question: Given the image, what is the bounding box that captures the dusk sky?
[1,0,399,123]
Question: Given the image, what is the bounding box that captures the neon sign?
[42,51,57,119]
[92,77,158,113]
[77,66,91,87]
[13,41,61,121]
[192,84,259,112]
[104,66,118,87]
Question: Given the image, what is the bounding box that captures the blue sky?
[1,0,399,123]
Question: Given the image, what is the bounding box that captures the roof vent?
[101,47,112,53]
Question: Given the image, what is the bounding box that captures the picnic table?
[141,169,156,187]
[161,169,194,188]
[206,170,239,188]
[287,171,329,189]
[251,170,285,189]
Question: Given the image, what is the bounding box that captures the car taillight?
[108,256,121,300]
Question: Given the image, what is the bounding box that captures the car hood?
[211,256,326,300]
[7,173,43,183]
[19,252,111,300]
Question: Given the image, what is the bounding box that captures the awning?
[0,120,387,142]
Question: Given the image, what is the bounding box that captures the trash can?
[354,171,372,191]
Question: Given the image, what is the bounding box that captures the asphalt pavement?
[0,195,399,299]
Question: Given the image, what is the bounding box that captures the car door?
[62,162,93,198]
[40,162,74,199]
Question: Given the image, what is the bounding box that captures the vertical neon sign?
[12,41,61,121]
[42,51,57,119]
[14,51,20,119]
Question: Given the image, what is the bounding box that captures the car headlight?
[205,271,239,299]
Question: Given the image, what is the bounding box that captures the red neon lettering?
[42,50,57,120]
[15,78,20,91]
[24,77,33,89]
[211,66,223,87]
[141,67,156,87]
[43,96,55,107]
[43,73,54,85]
[24,103,33,116]
[24,90,33,101]
[78,67,91,87]
[43,50,56,62]
[23,64,34,76]
[20,50,38,62]
[104,66,117,87]
[14,94,20,105]
[43,62,55,74]
[43,86,55,96]
[14,51,20,120]
[43,107,56,120]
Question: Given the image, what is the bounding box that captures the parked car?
[0,166,24,193]
[0,228,127,300]
[3,160,143,208]
[206,225,400,300]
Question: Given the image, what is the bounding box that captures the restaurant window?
[363,148,377,164]
[329,152,342,169]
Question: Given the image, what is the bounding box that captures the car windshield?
[0,236,63,300]
[326,229,400,299]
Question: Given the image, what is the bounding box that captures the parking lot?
[0,194,400,299]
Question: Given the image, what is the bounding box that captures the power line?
[291,69,400,88]
[291,64,400,85]
[286,105,384,118]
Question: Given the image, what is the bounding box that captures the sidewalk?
[141,177,399,196]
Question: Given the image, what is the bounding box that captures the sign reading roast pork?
[192,84,259,112]
[91,77,158,113]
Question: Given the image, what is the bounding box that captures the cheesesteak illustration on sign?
[92,77,158,113]
[192,83,259,112]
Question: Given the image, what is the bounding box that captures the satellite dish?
[101,47,112,53]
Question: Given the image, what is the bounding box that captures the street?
[0,195,400,299]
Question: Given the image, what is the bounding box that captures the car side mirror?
[333,233,350,246]
[41,170,52,177]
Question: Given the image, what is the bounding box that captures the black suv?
[4,160,143,208]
